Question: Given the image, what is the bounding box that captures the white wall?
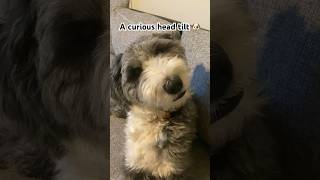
[129,0,210,30]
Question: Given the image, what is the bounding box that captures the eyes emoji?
[192,23,200,30]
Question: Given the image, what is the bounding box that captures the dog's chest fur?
[125,103,196,177]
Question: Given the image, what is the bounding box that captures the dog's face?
[114,33,191,111]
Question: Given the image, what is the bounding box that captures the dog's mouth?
[173,90,186,101]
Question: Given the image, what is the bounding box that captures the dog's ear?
[111,53,129,118]
[111,53,123,85]
[111,53,123,101]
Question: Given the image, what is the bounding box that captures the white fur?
[138,55,191,111]
[125,105,188,177]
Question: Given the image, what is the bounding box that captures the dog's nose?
[163,76,183,94]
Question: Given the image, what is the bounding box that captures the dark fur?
[123,168,185,180]
[212,42,282,180]
[211,0,283,179]
[0,0,108,179]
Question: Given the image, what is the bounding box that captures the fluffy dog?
[111,33,197,179]
[0,0,108,179]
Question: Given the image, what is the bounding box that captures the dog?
[0,0,108,179]
[111,33,197,180]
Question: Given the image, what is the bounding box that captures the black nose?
[163,76,183,94]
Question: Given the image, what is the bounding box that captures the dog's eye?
[127,66,142,81]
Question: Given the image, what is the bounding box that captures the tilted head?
[113,33,191,111]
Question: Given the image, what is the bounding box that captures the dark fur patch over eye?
[126,66,142,82]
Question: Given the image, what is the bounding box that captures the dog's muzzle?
[163,75,183,94]
[173,90,186,101]
[163,75,187,101]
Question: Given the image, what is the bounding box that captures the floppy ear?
[110,53,130,118]
[111,53,123,87]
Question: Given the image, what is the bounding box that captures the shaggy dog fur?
[0,0,108,179]
[212,0,282,179]
[111,33,197,180]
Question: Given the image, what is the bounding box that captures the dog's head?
[112,33,191,111]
